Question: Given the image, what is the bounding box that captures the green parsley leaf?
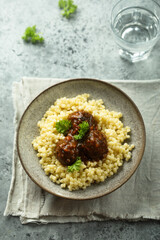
[67,157,82,172]
[22,25,44,44]
[58,0,77,19]
[55,120,72,135]
[74,121,89,140]
[59,0,67,8]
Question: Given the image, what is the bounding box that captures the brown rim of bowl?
[17,78,146,200]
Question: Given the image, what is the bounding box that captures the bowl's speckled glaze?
[17,79,146,200]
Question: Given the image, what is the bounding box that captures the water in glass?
[111,3,160,62]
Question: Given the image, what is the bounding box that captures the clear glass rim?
[110,0,160,45]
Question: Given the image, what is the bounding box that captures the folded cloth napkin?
[4,77,160,224]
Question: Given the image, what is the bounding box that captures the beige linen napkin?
[4,78,160,224]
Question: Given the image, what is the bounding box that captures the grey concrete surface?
[0,0,160,239]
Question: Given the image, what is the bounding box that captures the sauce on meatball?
[55,111,108,166]
[68,110,97,130]
[55,135,79,166]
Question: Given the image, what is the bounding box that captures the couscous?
[32,94,134,191]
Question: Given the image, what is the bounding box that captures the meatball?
[68,111,97,130]
[55,135,79,166]
[83,130,108,161]
[55,111,108,165]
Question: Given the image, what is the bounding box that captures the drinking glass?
[111,0,160,62]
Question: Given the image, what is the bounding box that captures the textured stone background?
[0,0,160,239]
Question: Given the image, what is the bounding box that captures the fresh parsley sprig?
[68,157,82,172]
[74,121,89,140]
[22,25,44,44]
[55,120,72,135]
[58,0,77,19]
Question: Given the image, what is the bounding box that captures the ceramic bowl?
[17,78,146,200]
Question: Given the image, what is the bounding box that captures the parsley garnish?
[22,25,44,44]
[58,0,77,19]
[74,121,89,140]
[68,157,82,172]
[55,120,72,135]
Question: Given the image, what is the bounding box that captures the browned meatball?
[55,135,79,166]
[55,111,108,165]
[83,130,108,161]
[68,110,97,130]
